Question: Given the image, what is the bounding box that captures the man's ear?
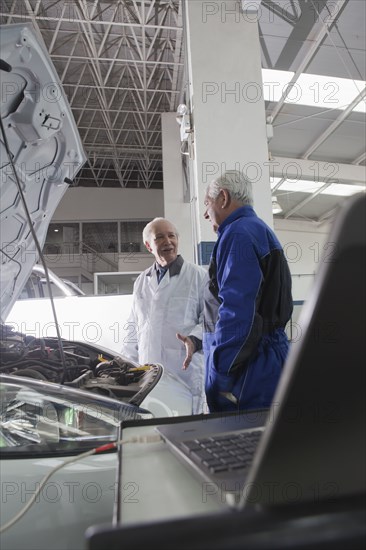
[145,241,153,253]
[221,188,231,208]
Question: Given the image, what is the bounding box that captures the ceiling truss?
[1,0,184,189]
[1,0,365,221]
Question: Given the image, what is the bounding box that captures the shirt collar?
[217,205,256,236]
[147,255,184,277]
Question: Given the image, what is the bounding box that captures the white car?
[0,22,166,550]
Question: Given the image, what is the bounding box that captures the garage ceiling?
[1,0,365,222]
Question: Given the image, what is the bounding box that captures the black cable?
[0,116,68,383]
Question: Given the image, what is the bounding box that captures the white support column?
[161,112,195,262]
[183,0,272,264]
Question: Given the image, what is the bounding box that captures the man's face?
[203,191,224,233]
[145,220,178,266]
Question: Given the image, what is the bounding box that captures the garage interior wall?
[53,188,164,221]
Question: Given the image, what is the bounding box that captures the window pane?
[120,221,148,254]
[82,222,118,253]
[45,223,79,255]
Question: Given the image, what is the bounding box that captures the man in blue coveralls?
[202,170,293,413]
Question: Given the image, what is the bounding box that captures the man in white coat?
[121,217,207,414]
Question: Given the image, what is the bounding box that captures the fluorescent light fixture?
[262,69,365,113]
[271,177,365,197]
[272,196,283,214]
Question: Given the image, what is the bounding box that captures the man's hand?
[176,333,195,370]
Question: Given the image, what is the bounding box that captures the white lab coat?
[121,258,208,414]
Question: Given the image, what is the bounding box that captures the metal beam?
[302,87,366,159]
[270,0,347,122]
[353,152,366,165]
[0,12,181,31]
[269,156,366,185]
[61,82,180,94]
[283,181,333,218]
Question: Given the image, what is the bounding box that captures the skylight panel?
[262,69,365,113]
[275,179,325,193]
[270,178,365,197]
[323,184,365,196]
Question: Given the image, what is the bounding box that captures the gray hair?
[206,170,253,206]
[142,217,179,244]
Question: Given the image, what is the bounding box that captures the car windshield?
[18,267,85,300]
[0,376,151,457]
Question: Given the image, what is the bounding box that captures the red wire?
[94,442,117,453]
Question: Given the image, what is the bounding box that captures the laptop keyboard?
[179,429,263,474]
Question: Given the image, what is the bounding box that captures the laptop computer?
[155,192,366,509]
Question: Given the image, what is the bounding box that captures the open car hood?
[0,23,86,322]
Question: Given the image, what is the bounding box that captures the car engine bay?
[0,324,162,407]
